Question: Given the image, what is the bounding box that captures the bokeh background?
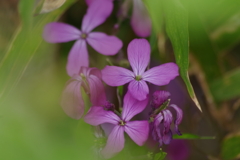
[1,0,240,160]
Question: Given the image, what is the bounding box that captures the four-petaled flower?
[102,38,179,101]
[84,92,149,158]
[150,90,183,146]
[61,67,106,119]
[43,0,123,76]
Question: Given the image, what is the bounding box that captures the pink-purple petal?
[66,40,89,76]
[89,67,102,79]
[81,0,113,33]
[84,106,120,125]
[121,92,149,121]
[170,104,183,135]
[102,66,134,86]
[87,32,123,55]
[101,126,125,159]
[125,121,149,146]
[61,80,84,119]
[43,22,81,43]
[142,62,179,86]
[128,80,149,101]
[131,0,151,37]
[152,90,171,108]
[127,39,151,75]
[162,110,173,134]
[87,75,107,106]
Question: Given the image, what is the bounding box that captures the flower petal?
[122,91,149,121]
[163,130,172,145]
[61,80,84,119]
[89,67,102,79]
[101,126,125,159]
[127,39,151,75]
[128,80,149,101]
[43,22,81,43]
[142,62,179,86]
[153,114,163,146]
[81,0,113,33]
[66,40,89,76]
[125,121,149,146]
[152,90,171,108]
[131,0,151,37]
[84,106,120,125]
[88,75,107,106]
[170,104,183,135]
[87,32,123,55]
[102,66,134,86]
[162,110,173,134]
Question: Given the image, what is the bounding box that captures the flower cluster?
[43,0,183,159]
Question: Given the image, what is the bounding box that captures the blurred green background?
[1,0,240,160]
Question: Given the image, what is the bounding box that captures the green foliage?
[221,135,240,160]
[153,149,167,160]
[0,0,76,103]
[210,69,240,101]
[145,0,202,111]
[173,133,215,140]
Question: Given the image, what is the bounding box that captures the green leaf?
[173,133,215,139]
[221,134,240,160]
[210,69,240,101]
[162,0,202,111]
[188,1,222,83]
[154,149,167,160]
[144,0,163,34]
[0,0,76,102]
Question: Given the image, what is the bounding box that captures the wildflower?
[61,67,106,119]
[130,0,152,37]
[150,90,183,146]
[43,0,123,76]
[87,0,151,37]
[102,39,179,101]
[84,92,149,158]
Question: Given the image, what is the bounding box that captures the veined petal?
[43,22,81,43]
[88,75,107,106]
[152,90,171,108]
[66,40,89,76]
[142,62,179,86]
[102,66,134,86]
[61,80,84,119]
[162,110,173,134]
[89,67,102,79]
[153,114,163,146]
[128,80,149,101]
[170,104,183,135]
[87,32,123,55]
[125,121,149,146]
[101,126,125,159]
[127,39,151,75]
[121,91,148,121]
[131,0,151,37]
[81,0,113,33]
[84,106,120,125]
[163,130,172,145]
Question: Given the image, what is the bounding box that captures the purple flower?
[101,39,179,101]
[86,0,151,37]
[61,67,106,119]
[84,92,149,158]
[43,0,123,76]
[131,0,152,37]
[150,90,183,146]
